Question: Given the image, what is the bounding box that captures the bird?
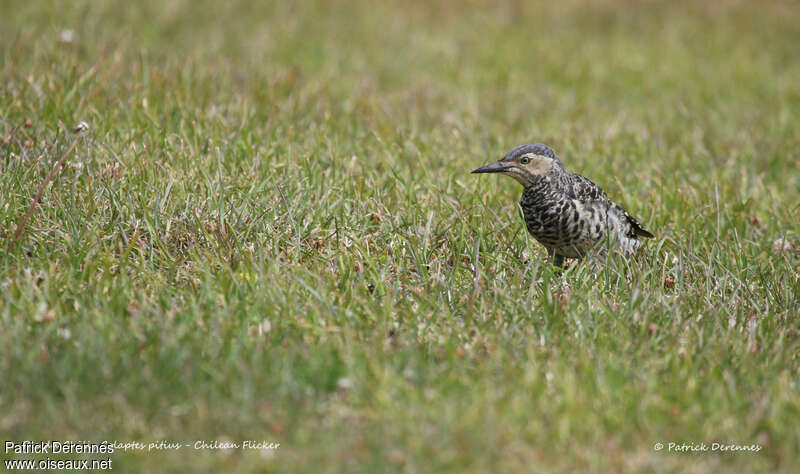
[472,143,654,268]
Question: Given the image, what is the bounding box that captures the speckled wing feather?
[566,173,654,239]
[564,173,611,203]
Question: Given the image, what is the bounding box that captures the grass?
[1,0,799,472]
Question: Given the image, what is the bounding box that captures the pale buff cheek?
[499,156,555,186]
[523,155,554,176]
[529,159,553,175]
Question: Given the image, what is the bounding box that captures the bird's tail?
[626,213,654,238]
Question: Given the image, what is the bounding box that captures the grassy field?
[2,0,799,472]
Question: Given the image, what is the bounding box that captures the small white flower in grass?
[258,319,271,335]
[59,30,76,44]
[773,238,792,255]
[336,377,352,390]
[72,121,89,133]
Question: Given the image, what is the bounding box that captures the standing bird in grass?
[473,143,654,268]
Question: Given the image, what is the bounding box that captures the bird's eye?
[520,156,530,165]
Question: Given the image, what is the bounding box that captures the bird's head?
[472,143,564,187]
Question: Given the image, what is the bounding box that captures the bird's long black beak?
[471,162,509,174]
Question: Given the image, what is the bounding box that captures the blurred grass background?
[1,0,799,472]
